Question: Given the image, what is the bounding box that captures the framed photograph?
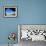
[18,24,46,42]
[4,6,17,17]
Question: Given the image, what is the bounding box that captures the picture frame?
[4,6,17,17]
[18,24,46,42]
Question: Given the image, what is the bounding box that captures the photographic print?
[4,6,17,17]
[18,24,46,41]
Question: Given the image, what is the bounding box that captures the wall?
[0,0,46,44]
